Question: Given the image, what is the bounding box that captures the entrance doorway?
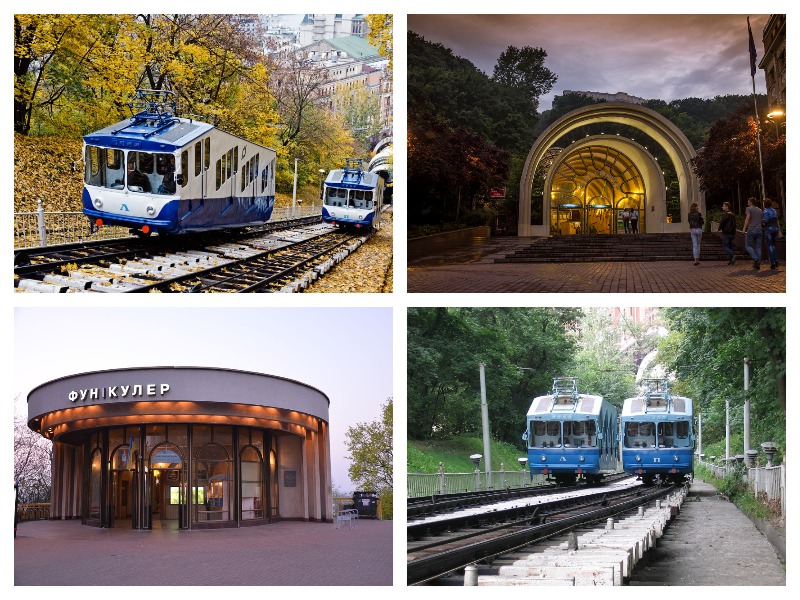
[149,444,187,530]
[548,145,647,235]
[109,444,135,529]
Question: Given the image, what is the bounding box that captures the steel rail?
[407,472,631,519]
[13,215,322,278]
[407,483,678,585]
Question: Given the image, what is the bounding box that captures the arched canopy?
[519,103,702,236]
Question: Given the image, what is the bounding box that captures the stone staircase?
[495,233,740,263]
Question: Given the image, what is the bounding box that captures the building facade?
[27,367,332,530]
[758,14,786,114]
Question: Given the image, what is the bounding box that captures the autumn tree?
[365,14,392,72]
[14,14,146,135]
[333,82,383,155]
[693,102,785,210]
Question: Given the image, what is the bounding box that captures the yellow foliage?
[365,14,393,72]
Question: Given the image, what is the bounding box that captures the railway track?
[408,479,683,585]
[408,473,631,520]
[13,217,372,293]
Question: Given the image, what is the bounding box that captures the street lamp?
[767,108,785,139]
[318,168,326,200]
[292,158,300,218]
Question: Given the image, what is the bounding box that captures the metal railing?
[408,466,547,498]
[18,503,50,521]
[14,201,321,249]
[699,459,785,518]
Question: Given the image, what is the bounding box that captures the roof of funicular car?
[526,393,605,418]
[621,394,693,417]
[325,167,382,190]
[83,115,216,153]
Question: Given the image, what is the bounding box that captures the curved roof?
[27,366,330,442]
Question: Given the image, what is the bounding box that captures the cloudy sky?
[408,13,771,110]
[14,307,393,493]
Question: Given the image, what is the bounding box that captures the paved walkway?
[407,235,786,293]
[629,479,785,585]
[15,518,392,586]
[408,260,786,293]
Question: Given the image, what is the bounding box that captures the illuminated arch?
[519,103,702,236]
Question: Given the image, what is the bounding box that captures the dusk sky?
[408,14,771,111]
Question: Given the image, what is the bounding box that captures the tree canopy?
[13,14,391,193]
[492,45,557,110]
[407,308,583,446]
[408,32,553,230]
[345,398,393,493]
[657,308,785,461]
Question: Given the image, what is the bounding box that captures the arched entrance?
[547,144,648,235]
[520,103,702,237]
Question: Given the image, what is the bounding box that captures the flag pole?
[748,16,767,204]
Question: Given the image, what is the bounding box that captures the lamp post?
[292,158,299,218]
[318,168,326,200]
[470,454,482,491]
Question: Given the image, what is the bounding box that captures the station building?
[26,366,332,530]
[518,102,704,237]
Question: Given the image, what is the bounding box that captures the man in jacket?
[718,202,737,265]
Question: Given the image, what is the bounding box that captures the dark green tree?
[407,307,582,444]
[491,45,557,110]
[658,308,785,461]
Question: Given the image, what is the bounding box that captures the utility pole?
[744,358,751,454]
[479,362,492,484]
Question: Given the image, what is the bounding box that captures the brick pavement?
[408,261,786,293]
[14,518,392,586]
[407,234,786,293]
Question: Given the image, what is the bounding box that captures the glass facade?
[84,423,277,530]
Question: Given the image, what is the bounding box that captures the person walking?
[622,208,631,233]
[630,209,639,233]
[762,198,781,270]
[743,197,763,270]
[717,202,737,265]
[688,202,704,265]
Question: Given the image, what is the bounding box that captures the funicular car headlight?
[146,205,156,216]
[635,455,642,462]
[541,455,547,462]
[93,198,103,209]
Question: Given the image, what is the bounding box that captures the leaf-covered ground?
[306,209,394,293]
[14,134,84,213]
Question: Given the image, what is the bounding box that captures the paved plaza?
[15,518,393,586]
[408,237,786,293]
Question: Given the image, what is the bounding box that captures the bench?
[334,508,359,529]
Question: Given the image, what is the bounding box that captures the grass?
[408,435,529,474]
